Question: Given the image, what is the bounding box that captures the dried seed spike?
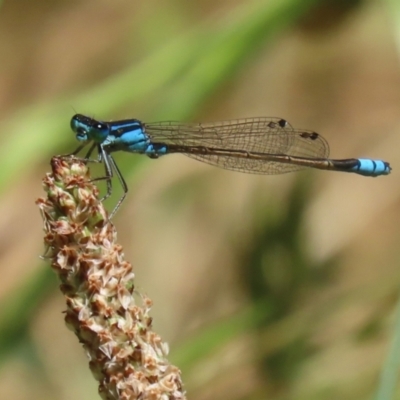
[37,156,186,400]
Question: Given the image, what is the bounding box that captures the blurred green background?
[0,0,399,399]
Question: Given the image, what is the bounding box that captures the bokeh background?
[0,0,399,399]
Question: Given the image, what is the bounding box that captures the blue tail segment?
[330,158,391,177]
[69,114,391,216]
[350,159,391,176]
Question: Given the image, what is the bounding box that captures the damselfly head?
[70,114,109,143]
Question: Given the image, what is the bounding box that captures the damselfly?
[70,114,391,217]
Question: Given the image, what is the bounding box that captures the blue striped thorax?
[70,114,167,156]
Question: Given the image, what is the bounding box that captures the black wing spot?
[300,131,319,140]
[267,119,288,129]
[278,118,288,128]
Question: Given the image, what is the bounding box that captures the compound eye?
[94,122,108,132]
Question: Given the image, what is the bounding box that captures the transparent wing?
[144,117,330,174]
